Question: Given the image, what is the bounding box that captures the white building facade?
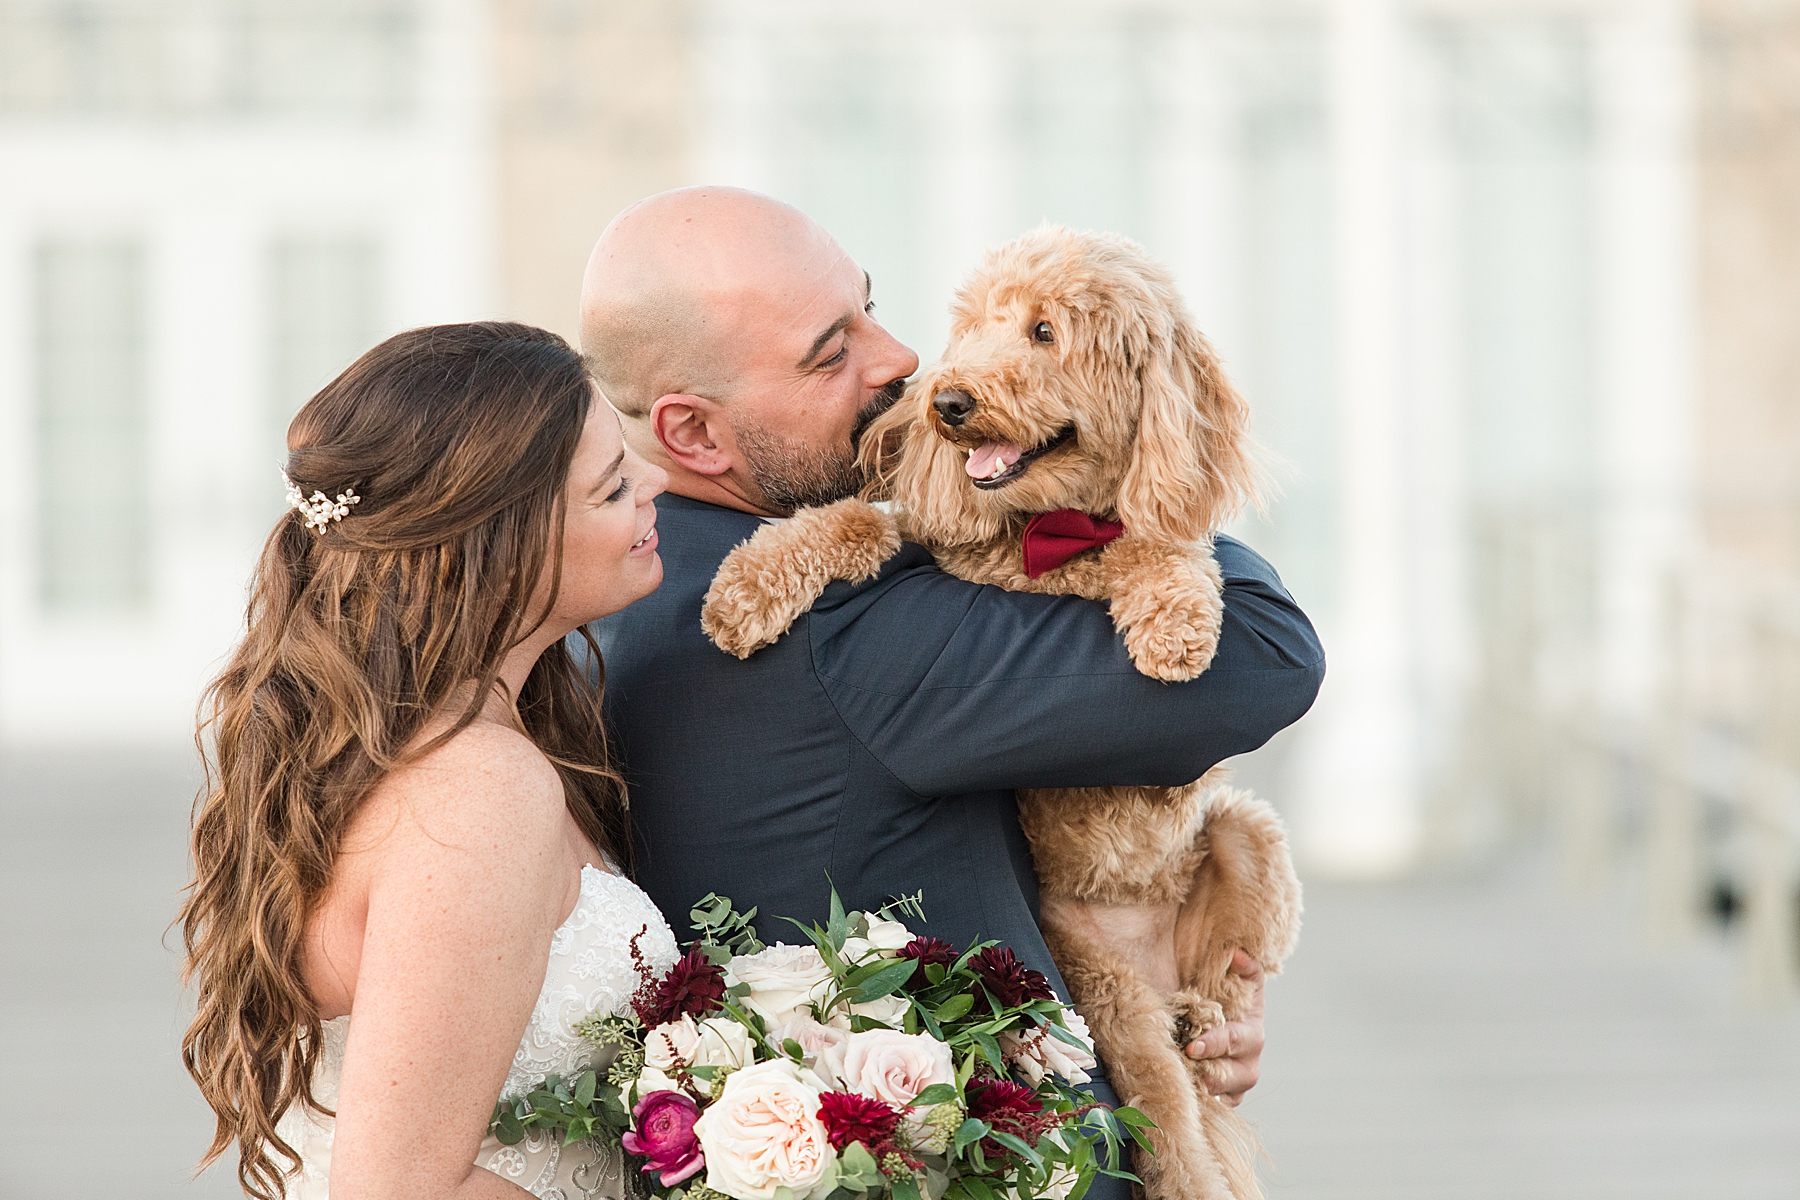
[0,0,498,743]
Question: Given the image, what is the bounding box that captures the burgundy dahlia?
[633,945,727,1028]
[968,946,1055,1011]
[816,1090,903,1151]
[966,1077,1051,1162]
[897,936,957,992]
[966,1077,1045,1125]
[896,936,957,967]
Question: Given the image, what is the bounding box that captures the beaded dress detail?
[276,865,678,1198]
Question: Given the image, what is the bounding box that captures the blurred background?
[1,0,1796,1196]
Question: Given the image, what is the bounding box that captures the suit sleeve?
[807,534,1325,795]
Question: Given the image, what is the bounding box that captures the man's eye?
[821,345,848,368]
[864,300,877,316]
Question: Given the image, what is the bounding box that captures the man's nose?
[933,390,976,426]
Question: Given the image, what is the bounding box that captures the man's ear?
[650,394,734,476]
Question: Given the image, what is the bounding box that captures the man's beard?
[732,377,906,515]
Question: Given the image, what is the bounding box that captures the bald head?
[578,187,841,417]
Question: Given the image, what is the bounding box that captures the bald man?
[581,189,1324,1182]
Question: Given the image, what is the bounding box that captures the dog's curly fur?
[701,227,1303,1200]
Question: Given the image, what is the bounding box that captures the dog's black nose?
[933,390,976,426]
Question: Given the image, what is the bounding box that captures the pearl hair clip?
[283,469,361,533]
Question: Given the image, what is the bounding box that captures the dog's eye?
[1032,321,1055,344]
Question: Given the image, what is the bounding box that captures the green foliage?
[689,892,765,958]
[487,1070,630,1150]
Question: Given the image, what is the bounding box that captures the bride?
[180,322,676,1200]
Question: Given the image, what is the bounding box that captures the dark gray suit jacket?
[586,494,1322,1188]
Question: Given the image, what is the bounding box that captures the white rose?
[692,1059,836,1200]
[840,917,912,966]
[838,1029,954,1107]
[997,1008,1098,1086]
[728,943,835,1030]
[632,1064,681,1098]
[831,992,908,1030]
[773,1014,850,1091]
[864,916,914,951]
[838,936,877,965]
[645,1014,755,1073]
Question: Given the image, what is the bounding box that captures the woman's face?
[549,394,668,628]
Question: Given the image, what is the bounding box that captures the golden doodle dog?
[700,227,1303,1200]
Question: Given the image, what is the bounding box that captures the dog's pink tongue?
[965,441,1023,479]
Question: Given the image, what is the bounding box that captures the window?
[268,237,379,462]
[35,238,150,613]
[0,1,420,118]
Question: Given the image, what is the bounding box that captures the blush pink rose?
[691,1060,835,1200]
[838,1029,954,1107]
[774,1014,851,1091]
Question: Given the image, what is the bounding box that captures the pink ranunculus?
[621,1090,705,1186]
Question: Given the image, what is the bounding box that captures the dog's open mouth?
[963,426,1076,490]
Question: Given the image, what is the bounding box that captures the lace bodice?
[277,865,679,1199]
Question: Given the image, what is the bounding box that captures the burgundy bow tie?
[1021,509,1125,578]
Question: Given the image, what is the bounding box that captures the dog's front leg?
[701,498,900,659]
[1100,539,1225,682]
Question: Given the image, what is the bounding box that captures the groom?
[580,188,1323,1159]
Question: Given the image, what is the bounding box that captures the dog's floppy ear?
[1117,314,1257,544]
[855,393,917,504]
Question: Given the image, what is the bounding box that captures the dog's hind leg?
[701,498,900,658]
[1174,782,1303,1004]
[1170,992,1264,1200]
[1046,924,1235,1200]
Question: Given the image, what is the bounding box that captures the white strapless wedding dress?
[277,864,679,1199]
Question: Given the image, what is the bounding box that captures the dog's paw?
[700,500,901,659]
[1105,542,1225,681]
[1121,603,1222,681]
[1170,992,1226,1046]
[701,551,808,659]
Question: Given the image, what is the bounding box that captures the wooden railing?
[1455,511,1800,1006]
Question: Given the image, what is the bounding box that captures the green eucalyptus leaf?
[847,1013,895,1033]
[931,993,974,1023]
[836,1140,883,1191]
[986,1130,1043,1170]
[1111,1106,1157,1129]
[889,1172,923,1200]
[848,958,917,1003]
[827,886,849,951]
[910,1083,958,1108]
[951,1118,989,1157]
[957,1175,999,1200]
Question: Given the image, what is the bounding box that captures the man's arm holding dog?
[810,533,1325,794]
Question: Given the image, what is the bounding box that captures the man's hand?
[1183,948,1265,1107]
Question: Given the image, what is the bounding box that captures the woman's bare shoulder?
[349,722,567,859]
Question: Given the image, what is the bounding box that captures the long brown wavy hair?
[179,322,629,1200]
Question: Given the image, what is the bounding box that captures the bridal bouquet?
[490,891,1150,1200]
